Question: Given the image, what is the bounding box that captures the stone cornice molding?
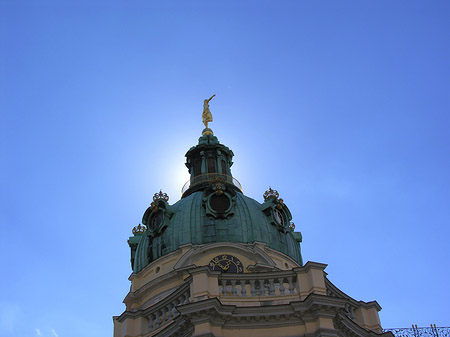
[257,242,303,267]
[117,276,192,323]
[117,279,387,337]
[154,315,194,337]
[177,297,303,328]
[294,261,328,274]
[124,267,187,307]
[325,277,382,311]
[173,241,278,271]
[187,265,221,277]
[174,293,354,329]
[295,292,348,311]
[304,328,341,337]
[334,312,388,337]
[130,246,183,279]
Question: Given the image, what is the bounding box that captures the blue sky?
[1,1,449,336]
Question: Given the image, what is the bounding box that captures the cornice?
[175,293,352,329]
[334,312,386,337]
[325,276,382,311]
[124,267,188,307]
[294,261,328,274]
[118,276,192,323]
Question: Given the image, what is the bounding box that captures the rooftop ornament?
[153,190,169,203]
[132,224,147,235]
[150,190,170,210]
[202,94,215,136]
[263,187,284,210]
[263,187,279,201]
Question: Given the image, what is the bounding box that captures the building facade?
[113,127,391,337]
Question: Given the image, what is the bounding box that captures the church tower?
[113,99,390,337]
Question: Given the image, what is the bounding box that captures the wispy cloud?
[51,329,58,337]
[35,328,41,335]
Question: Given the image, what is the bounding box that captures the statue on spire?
[202,94,215,128]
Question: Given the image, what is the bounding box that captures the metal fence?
[384,325,450,337]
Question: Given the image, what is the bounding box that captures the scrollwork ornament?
[276,198,284,209]
[214,182,224,195]
[211,175,226,184]
[211,176,226,195]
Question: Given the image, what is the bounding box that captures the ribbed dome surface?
[130,132,303,273]
[133,191,303,273]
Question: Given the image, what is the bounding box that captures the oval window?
[209,194,230,213]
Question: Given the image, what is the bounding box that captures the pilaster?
[296,261,328,299]
[189,266,220,301]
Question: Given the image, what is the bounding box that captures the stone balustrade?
[218,270,298,297]
[147,281,191,331]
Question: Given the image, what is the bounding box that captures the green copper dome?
[129,132,303,273]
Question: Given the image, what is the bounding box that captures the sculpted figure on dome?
[202,94,215,128]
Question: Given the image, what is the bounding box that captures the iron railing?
[181,173,242,195]
[384,325,450,337]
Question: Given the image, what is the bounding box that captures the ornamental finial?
[153,190,169,203]
[202,94,215,135]
[263,187,279,201]
[132,224,147,235]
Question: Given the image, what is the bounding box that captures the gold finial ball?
[202,128,213,136]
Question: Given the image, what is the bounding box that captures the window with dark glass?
[194,159,202,177]
[210,194,230,213]
[221,160,227,175]
[207,157,216,173]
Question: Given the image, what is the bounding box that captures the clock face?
[208,254,244,273]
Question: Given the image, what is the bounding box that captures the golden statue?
[202,95,215,128]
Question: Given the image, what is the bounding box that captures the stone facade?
[114,242,386,336]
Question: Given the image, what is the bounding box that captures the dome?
[129,132,303,273]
